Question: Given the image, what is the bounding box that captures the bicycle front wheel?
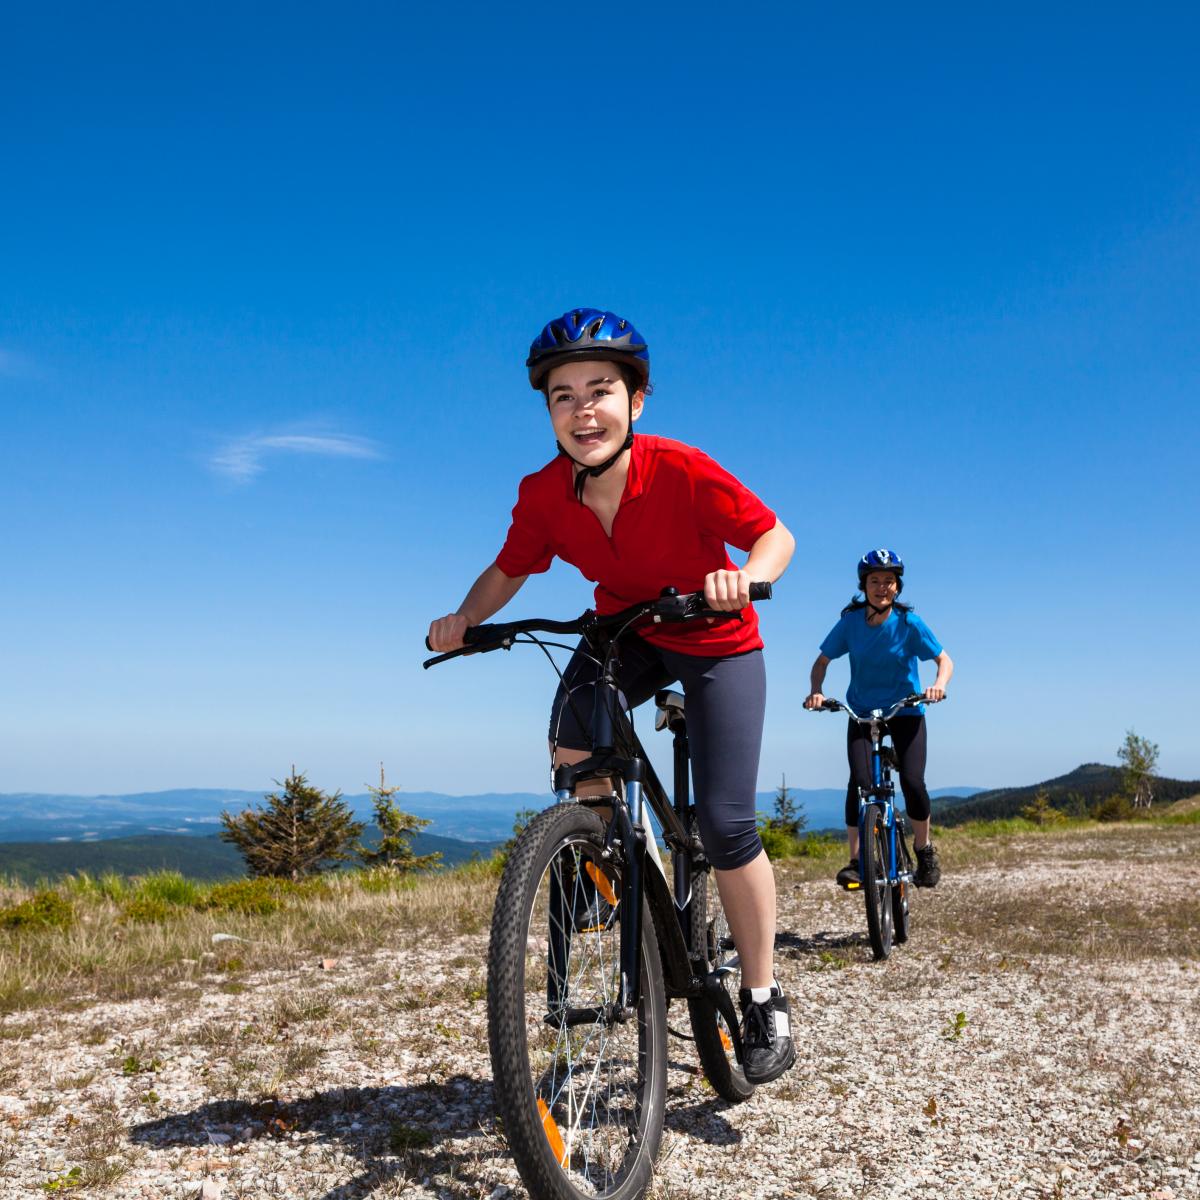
[861,804,894,961]
[488,803,667,1200]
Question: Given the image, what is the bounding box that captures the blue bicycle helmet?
[528,307,650,502]
[858,549,905,591]
[526,307,650,391]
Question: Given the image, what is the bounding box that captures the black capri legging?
[549,635,766,871]
[845,714,931,827]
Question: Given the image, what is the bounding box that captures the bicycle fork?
[613,759,646,1018]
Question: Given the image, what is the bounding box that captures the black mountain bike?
[811,694,942,960]
[424,585,770,1200]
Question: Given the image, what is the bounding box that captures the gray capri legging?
[549,634,767,871]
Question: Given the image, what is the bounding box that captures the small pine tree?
[220,769,365,880]
[1092,792,1135,823]
[1020,788,1066,826]
[1118,730,1159,809]
[359,765,441,873]
[770,773,807,838]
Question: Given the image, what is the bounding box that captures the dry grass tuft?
[65,1098,135,1188]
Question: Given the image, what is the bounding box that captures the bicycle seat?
[654,689,686,733]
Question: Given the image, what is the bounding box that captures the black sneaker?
[914,843,941,888]
[835,858,861,890]
[738,987,796,1085]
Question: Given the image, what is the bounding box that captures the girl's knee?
[707,830,764,871]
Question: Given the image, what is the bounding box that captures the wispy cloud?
[209,429,384,482]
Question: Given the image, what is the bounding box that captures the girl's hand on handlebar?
[924,686,946,702]
[804,692,826,710]
[703,568,752,612]
[427,613,470,653]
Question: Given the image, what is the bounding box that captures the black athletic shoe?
[738,987,796,1085]
[836,858,861,890]
[914,843,941,888]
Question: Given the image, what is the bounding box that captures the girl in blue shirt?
[804,550,954,888]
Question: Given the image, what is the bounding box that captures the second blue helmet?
[526,307,650,391]
[858,549,905,587]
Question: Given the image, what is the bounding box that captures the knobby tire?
[682,820,754,1104]
[487,803,667,1200]
[862,804,894,961]
[892,827,912,945]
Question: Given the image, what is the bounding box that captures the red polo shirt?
[495,435,777,656]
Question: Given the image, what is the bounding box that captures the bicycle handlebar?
[814,693,945,722]
[423,582,772,669]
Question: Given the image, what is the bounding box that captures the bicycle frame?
[551,655,745,1058]
[855,713,907,889]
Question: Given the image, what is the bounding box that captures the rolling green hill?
[936,763,1200,826]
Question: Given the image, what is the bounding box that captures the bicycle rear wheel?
[684,840,754,1103]
[488,803,667,1200]
[861,804,894,961]
[892,827,913,945]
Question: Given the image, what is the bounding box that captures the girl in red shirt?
[427,307,796,1084]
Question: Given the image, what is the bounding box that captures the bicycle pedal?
[843,882,861,891]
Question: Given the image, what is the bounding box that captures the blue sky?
[2,4,1197,798]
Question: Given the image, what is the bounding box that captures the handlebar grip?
[463,623,508,645]
[426,623,505,653]
[749,581,772,602]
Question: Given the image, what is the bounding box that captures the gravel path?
[1,825,1198,1199]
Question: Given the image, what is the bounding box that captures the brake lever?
[422,634,517,670]
[423,648,470,669]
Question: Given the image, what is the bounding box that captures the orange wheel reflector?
[585,861,619,906]
[537,1098,568,1166]
[720,1028,733,1051]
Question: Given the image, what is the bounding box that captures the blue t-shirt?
[819,608,943,717]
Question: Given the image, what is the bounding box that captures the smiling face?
[863,570,900,609]
[545,360,644,467]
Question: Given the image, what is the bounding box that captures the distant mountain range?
[0,784,987,846]
[0,830,495,886]
[3,765,1195,884]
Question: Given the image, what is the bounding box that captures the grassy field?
[0,860,503,1016]
[1,812,1196,1016]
